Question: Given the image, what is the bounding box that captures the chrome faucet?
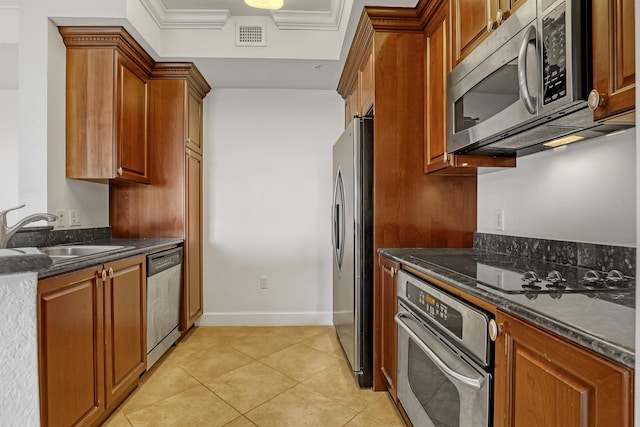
[0,204,58,248]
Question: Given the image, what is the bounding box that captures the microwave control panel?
[542,2,567,105]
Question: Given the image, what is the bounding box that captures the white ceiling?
[7,0,418,91]
[160,0,334,17]
[140,0,418,90]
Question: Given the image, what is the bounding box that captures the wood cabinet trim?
[152,62,212,99]
[59,26,154,75]
[338,12,374,98]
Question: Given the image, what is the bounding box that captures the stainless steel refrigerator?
[331,116,373,388]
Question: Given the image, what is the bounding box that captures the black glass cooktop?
[409,251,635,297]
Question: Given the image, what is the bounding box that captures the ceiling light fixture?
[244,0,284,10]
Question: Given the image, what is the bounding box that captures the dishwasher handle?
[147,247,183,277]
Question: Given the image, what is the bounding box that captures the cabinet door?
[425,1,452,173]
[494,311,633,427]
[186,86,204,154]
[378,256,399,401]
[359,50,374,115]
[345,86,358,127]
[38,268,105,427]
[183,150,203,330]
[496,0,525,22]
[591,0,636,122]
[116,52,150,183]
[452,0,493,65]
[104,256,146,408]
[60,27,152,184]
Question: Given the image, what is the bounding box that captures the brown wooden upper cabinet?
[493,310,633,427]
[60,27,152,184]
[343,46,374,126]
[452,0,525,65]
[187,87,204,154]
[590,0,636,123]
[426,0,516,174]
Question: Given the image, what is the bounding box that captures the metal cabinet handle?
[487,18,497,32]
[395,312,484,390]
[588,89,606,111]
[108,268,114,279]
[101,269,107,282]
[496,8,508,24]
[489,319,503,341]
[117,167,123,176]
[390,267,396,276]
[518,25,538,114]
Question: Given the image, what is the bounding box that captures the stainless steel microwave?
[447,0,616,156]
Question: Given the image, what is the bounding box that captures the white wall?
[0,90,19,211]
[0,7,20,216]
[10,0,126,228]
[478,129,636,246]
[201,89,343,325]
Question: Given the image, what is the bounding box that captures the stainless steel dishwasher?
[146,247,183,369]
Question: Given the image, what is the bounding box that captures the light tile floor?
[103,326,405,427]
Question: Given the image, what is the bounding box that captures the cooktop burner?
[408,252,635,299]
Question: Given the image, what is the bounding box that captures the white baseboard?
[197,311,333,327]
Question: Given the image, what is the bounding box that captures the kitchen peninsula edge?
[378,247,635,368]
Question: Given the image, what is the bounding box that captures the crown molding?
[270,0,344,31]
[140,0,230,29]
[0,0,18,9]
[140,0,344,32]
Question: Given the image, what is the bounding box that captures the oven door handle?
[395,312,484,390]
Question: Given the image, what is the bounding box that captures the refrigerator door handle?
[332,167,346,273]
[335,204,340,251]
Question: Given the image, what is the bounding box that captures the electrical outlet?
[495,209,505,231]
[69,210,81,227]
[260,276,268,289]
[55,209,66,227]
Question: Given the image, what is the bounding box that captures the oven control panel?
[406,282,463,339]
[397,269,491,367]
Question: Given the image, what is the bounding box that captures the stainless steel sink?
[40,245,130,264]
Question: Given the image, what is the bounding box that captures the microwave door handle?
[518,25,537,114]
[395,312,484,390]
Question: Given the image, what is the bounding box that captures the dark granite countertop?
[0,248,52,275]
[38,238,183,279]
[379,248,635,369]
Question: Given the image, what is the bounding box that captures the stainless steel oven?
[395,270,493,427]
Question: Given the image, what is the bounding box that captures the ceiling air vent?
[236,24,266,47]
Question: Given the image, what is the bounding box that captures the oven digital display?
[406,283,462,339]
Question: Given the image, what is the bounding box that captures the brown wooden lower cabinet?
[38,255,146,427]
[376,255,399,401]
[494,310,633,427]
